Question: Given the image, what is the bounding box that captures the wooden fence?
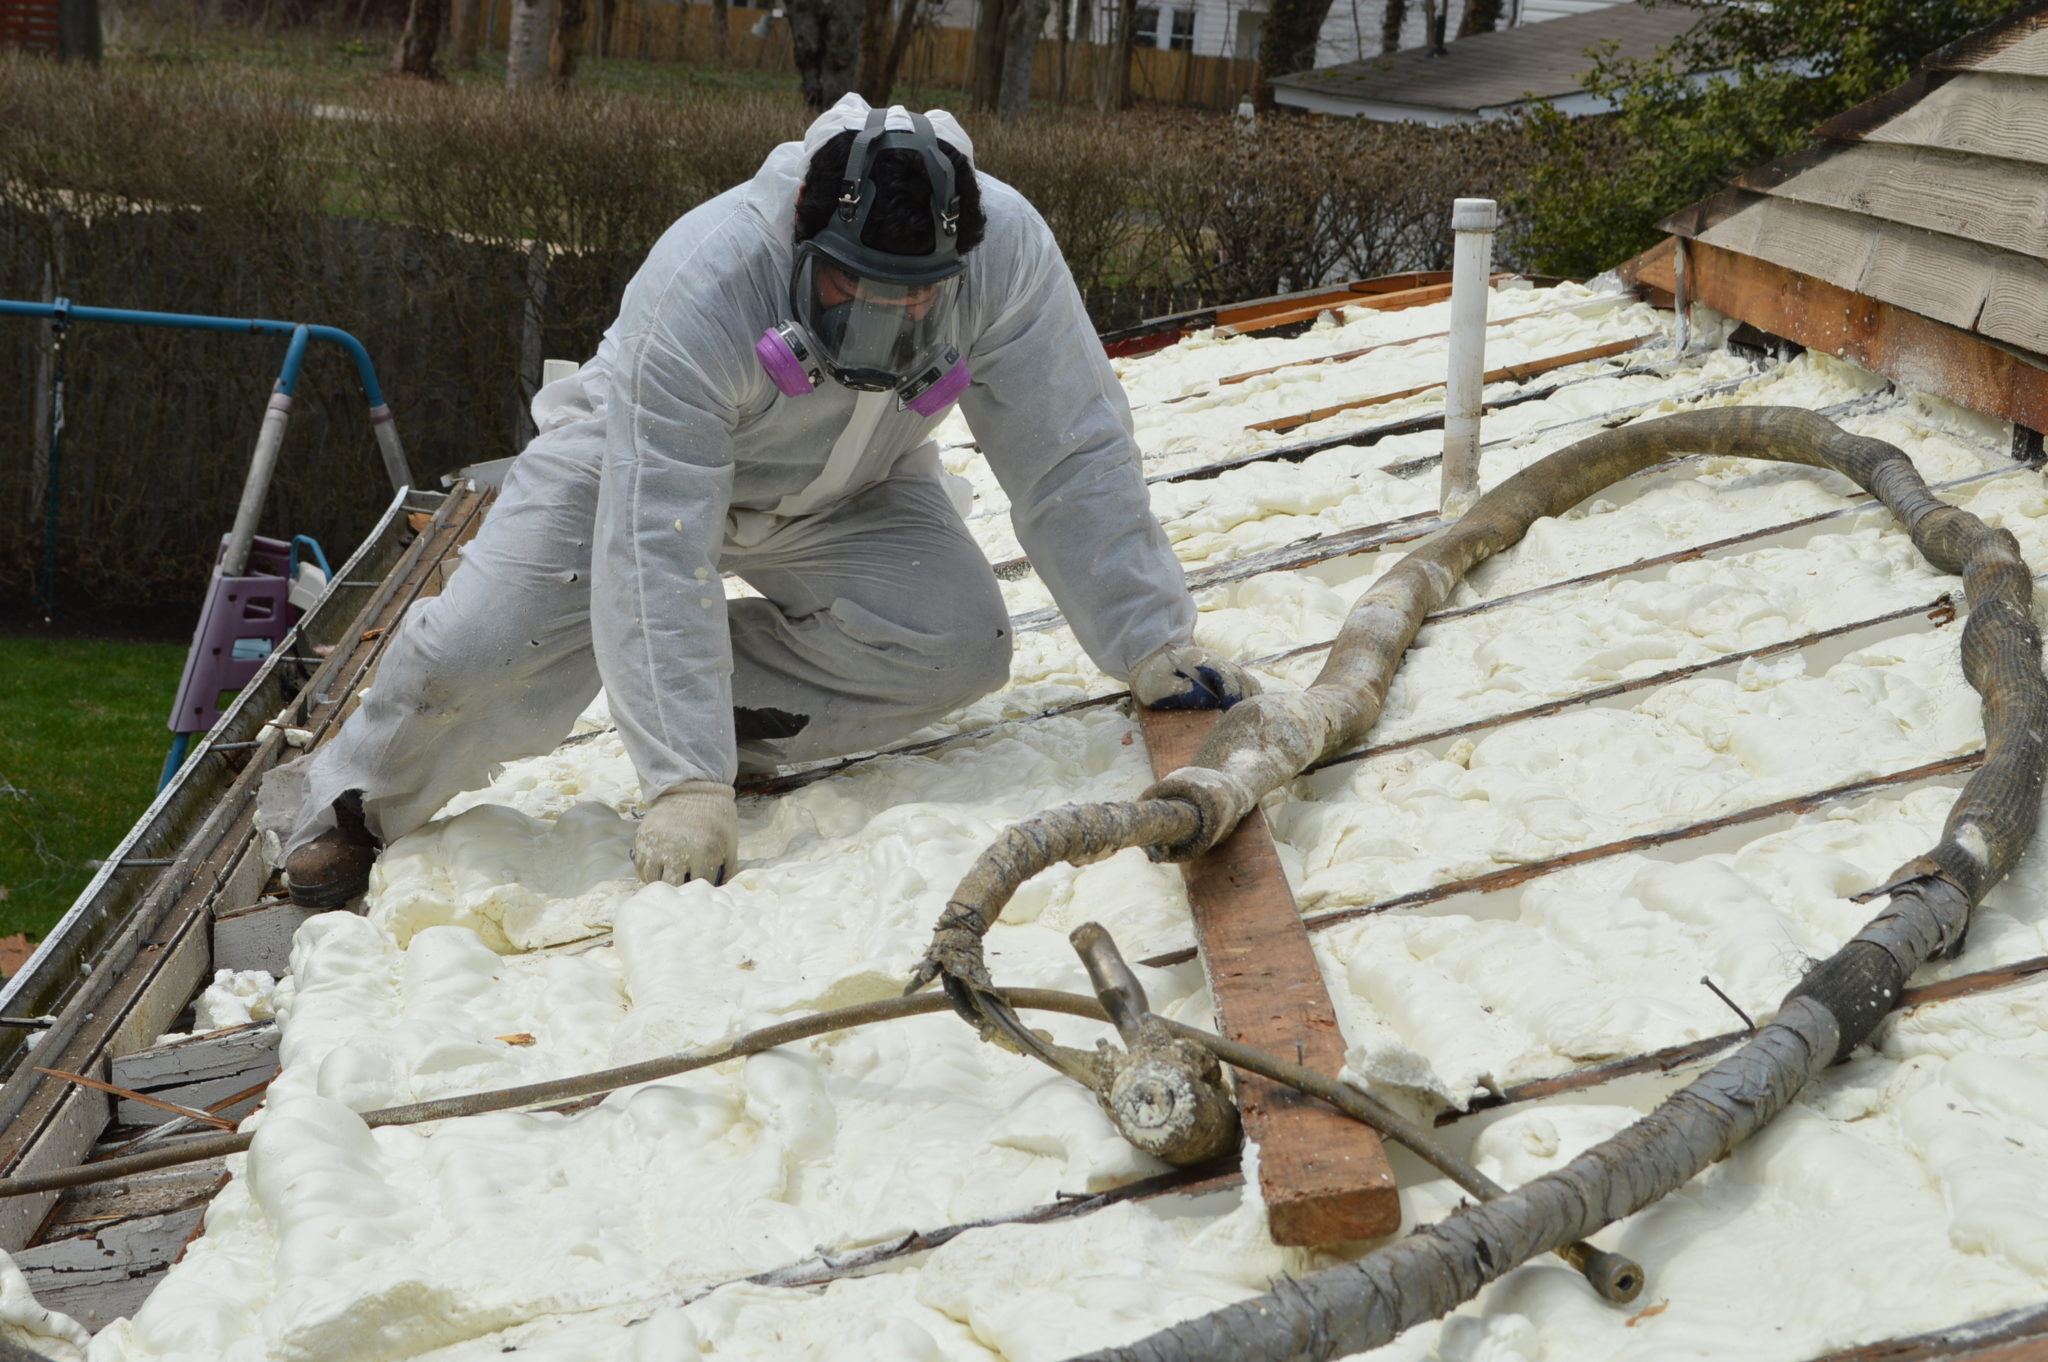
[0,0,61,54]
[485,0,1257,110]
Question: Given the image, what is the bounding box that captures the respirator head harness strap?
[756,108,974,416]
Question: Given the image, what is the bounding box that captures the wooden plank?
[1138,706,1399,1246]
[1859,220,1998,332]
[1806,1300,2048,1361]
[16,1162,225,1332]
[18,1204,206,1330]
[104,895,214,1069]
[109,1023,277,1127]
[1683,239,2048,434]
[1215,296,1631,387]
[1614,235,1678,302]
[1212,273,1457,333]
[1760,141,2048,261]
[1700,197,2006,342]
[1216,274,1520,337]
[213,899,319,975]
[1699,196,1880,296]
[1857,72,2048,167]
[1247,335,1650,434]
[1979,252,2048,355]
[0,1082,105,1253]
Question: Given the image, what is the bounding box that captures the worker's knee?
[937,623,1013,706]
[823,594,1012,709]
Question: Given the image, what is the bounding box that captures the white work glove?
[1130,642,1261,711]
[632,781,739,887]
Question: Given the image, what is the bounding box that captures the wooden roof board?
[1859,221,1998,332]
[1855,71,2048,167]
[1695,196,2007,335]
[1979,253,2048,354]
[1696,196,1876,295]
[1757,141,2048,262]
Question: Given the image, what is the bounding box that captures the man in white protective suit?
[274,94,1259,907]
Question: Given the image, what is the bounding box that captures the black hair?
[796,128,987,257]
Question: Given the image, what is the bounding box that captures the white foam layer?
[87,293,2048,1361]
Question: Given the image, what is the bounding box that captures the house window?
[1232,9,1263,60]
[1133,4,1163,46]
[1167,7,1195,50]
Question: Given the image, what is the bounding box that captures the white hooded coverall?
[276,97,1196,851]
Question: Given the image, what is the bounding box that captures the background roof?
[1269,3,1701,113]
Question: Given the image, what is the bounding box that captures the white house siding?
[927,0,1628,71]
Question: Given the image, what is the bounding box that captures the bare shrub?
[0,59,1559,615]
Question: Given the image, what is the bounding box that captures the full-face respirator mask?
[754,108,972,418]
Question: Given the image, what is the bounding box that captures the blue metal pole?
[157,731,192,793]
[0,300,411,489]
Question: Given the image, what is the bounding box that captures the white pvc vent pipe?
[1440,197,1498,517]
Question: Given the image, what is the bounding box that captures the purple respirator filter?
[755,328,817,398]
[905,358,972,418]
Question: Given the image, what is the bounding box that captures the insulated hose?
[898,406,2048,1362]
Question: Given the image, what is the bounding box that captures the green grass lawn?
[0,636,186,940]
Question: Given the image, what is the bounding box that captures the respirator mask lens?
[793,253,961,392]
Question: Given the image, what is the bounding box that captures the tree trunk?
[1052,0,1070,99]
[56,0,100,61]
[550,0,587,86]
[450,0,482,67]
[1455,0,1500,37]
[390,0,448,77]
[1254,0,1335,105]
[505,0,552,87]
[1379,0,1404,52]
[858,0,892,97]
[876,0,924,104]
[1091,0,1134,111]
[994,0,1049,117]
[710,0,729,62]
[787,0,863,110]
[970,0,1013,111]
[594,0,613,59]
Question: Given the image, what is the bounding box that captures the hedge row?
[0,59,1547,612]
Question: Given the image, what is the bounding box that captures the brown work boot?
[284,791,380,908]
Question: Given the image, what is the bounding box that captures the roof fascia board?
[1270,86,1477,122]
[1683,239,2048,433]
[1658,185,1761,240]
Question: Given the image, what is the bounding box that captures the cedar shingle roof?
[1663,5,2048,360]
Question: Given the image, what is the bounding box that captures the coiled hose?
[899,407,2048,1361]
